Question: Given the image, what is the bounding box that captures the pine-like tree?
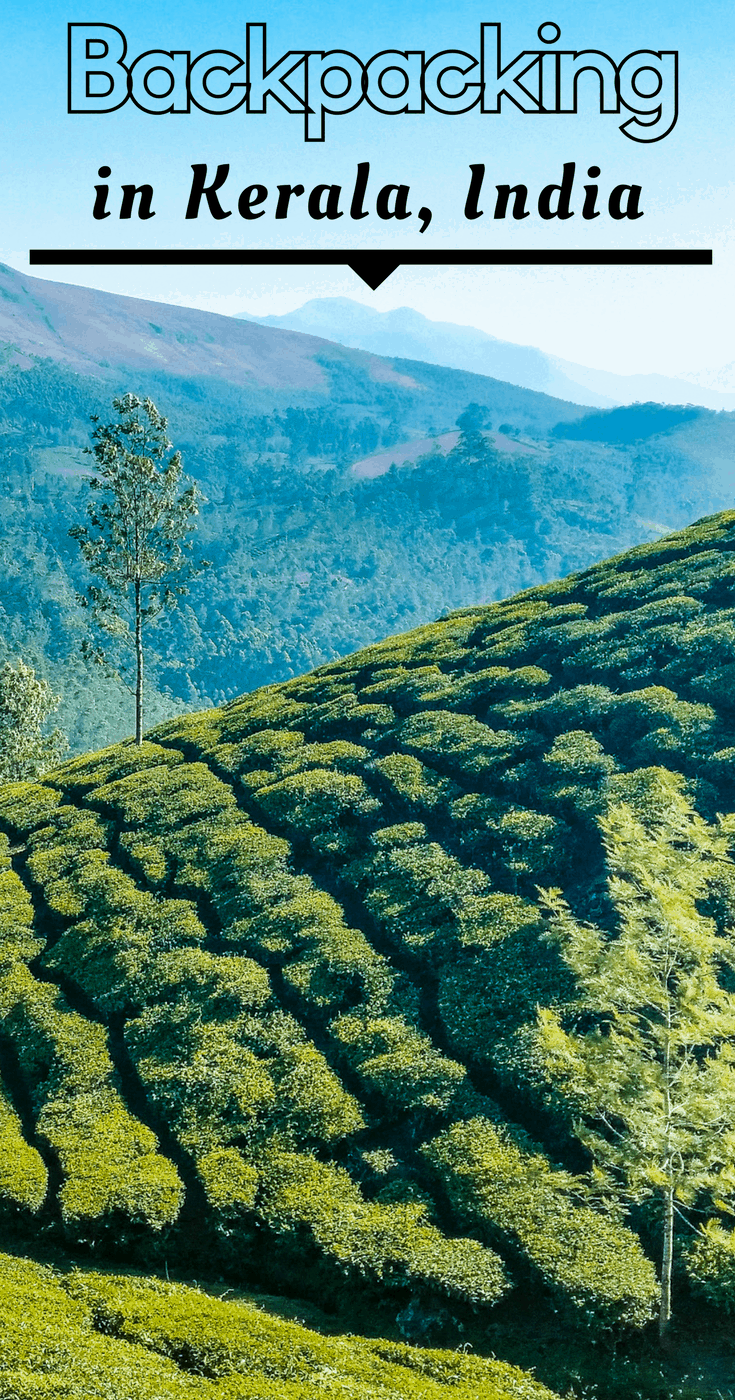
[70,393,208,744]
[538,771,735,1342]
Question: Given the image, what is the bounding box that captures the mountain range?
[239,298,735,412]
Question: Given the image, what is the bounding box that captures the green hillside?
[2,356,735,756]
[4,512,735,1396]
[0,1253,556,1400]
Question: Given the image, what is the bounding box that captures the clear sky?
[1,0,734,382]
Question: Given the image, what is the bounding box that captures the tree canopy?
[0,658,66,783]
[538,772,735,1339]
[70,393,207,742]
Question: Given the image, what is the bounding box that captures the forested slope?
[2,356,735,755]
[4,513,735,1389]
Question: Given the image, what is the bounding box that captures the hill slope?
[0,1254,556,1400]
[2,353,735,758]
[4,513,735,1396]
[0,263,583,428]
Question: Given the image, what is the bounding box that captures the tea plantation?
[5,510,735,1396]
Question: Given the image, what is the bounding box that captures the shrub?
[0,865,41,965]
[216,691,308,741]
[436,915,569,1071]
[373,753,458,812]
[685,1220,735,1312]
[214,726,304,777]
[126,1005,278,1156]
[606,687,715,757]
[151,948,272,1017]
[397,712,521,778]
[449,666,551,712]
[270,1043,365,1143]
[167,811,291,908]
[0,1254,209,1400]
[352,833,509,959]
[89,762,238,831]
[196,1146,259,1221]
[29,829,207,1011]
[0,781,63,835]
[303,697,395,739]
[541,730,618,785]
[61,1261,554,1399]
[331,1015,471,1117]
[164,814,397,1019]
[285,675,357,704]
[279,739,369,775]
[50,1093,184,1232]
[256,769,380,836]
[119,832,170,887]
[0,963,182,1231]
[536,684,618,735]
[258,1150,509,1308]
[126,993,363,1157]
[51,741,183,795]
[0,1080,47,1213]
[424,1118,659,1329]
[360,666,454,710]
[451,794,568,883]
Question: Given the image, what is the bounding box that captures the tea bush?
[257,1150,509,1307]
[424,1118,659,1329]
[331,1014,473,1117]
[53,1258,557,1399]
[684,1220,735,1313]
[6,512,735,1342]
[0,962,182,1231]
[0,1079,47,1214]
[89,761,238,831]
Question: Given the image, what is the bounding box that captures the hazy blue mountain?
[238,299,735,412]
[0,262,583,432]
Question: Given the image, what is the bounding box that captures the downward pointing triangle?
[347,255,402,290]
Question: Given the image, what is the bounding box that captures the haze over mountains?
[239,298,735,413]
[0,262,585,430]
[6,260,731,414]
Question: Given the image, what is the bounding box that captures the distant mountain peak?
[237,296,735,413]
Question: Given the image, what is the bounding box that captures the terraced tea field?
[5,512,735,1396]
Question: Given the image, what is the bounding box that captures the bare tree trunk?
[135,578,143,745]
[659,1182,674,1345]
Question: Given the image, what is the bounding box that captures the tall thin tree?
[537,771,735,1343]
[70,393,207,744]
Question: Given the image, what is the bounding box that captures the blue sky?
[1,0,734,381]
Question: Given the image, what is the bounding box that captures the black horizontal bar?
[30,248,711,266]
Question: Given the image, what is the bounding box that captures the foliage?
[685,1220,735,1313]
[331,1014,473,1117]
[0,1251,558,1400]
[69,393,208,741]
[424,1117,659,1330]
[0,355,731,756]
[0,659,66,783]
[257,1150,509,1306]
[0,959,183,1233]
[0,1079,47,1214]
[6,514,735,1353]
